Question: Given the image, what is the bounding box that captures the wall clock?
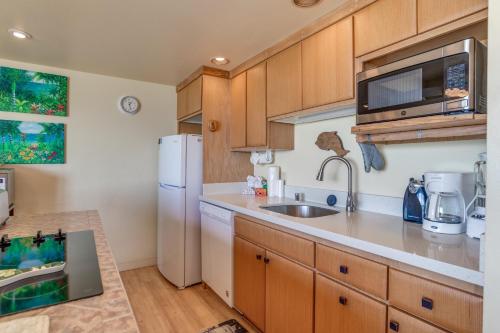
[118,96,141,115]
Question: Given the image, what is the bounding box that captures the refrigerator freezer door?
[184,135,203,286]
[157,184,186,288]
[159,135,186,187]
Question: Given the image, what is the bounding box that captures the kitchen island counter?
[0,210,139,333]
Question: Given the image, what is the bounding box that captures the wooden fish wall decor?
[315,131,350,157]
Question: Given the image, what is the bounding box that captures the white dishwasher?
[200,202,234,307]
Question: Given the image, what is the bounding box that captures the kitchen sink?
[260,204,339,218]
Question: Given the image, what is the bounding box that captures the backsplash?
[284,185,402,216]
[255,114,486,199]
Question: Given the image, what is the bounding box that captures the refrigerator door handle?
[159,183,185,190]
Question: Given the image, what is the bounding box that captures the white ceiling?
[0,0,346,86]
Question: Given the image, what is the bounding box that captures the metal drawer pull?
[339,265,349,274]
[421,297,434,310]
[256,254,262,260]
[389,320,400,332]
[338,296,347,305]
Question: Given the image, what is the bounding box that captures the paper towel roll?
[268,180,276,197]
[276,180,285,198]
[268,166,280,181]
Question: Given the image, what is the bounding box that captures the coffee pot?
[423,172,475,234]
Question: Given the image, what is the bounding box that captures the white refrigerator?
[157,134,203,289]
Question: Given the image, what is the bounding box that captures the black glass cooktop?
[0,230,103,316]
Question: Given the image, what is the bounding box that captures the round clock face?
[119,96,140,114]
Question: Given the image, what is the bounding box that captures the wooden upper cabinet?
[246,62,267,147]
[265,251,314,333]
[302,16,354,109]
[267,43,302,118]
[315,274,386,333]
[177,76,203,119]
[417,0,488,33]
[187,76,202,114]
[177,87,189,119]
[354,0,417,57]
[230,72,247,148]
[234,237,266,332]
[230,64,294,151]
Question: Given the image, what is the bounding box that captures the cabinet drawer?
[316,244,387,299]
[234,216,314,267]
[389,269,483,333]
[315,274,386,333]
[388,307,448,333]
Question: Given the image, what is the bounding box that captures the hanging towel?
[358,143,385,172]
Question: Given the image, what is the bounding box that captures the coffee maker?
[423,172,475,234]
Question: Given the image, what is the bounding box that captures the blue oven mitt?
[358,143,385,172]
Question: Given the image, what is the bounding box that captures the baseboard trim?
[117,257,157,272]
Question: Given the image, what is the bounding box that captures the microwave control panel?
[446,63,467,91]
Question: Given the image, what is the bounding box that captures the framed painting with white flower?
[0,120,65,164]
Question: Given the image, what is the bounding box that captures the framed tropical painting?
[0,120,65,164]
[0,66,68,116]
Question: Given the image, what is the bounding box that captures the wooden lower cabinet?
[315,274,386,333]
[265,251,314,333]
[233,216,483,333]
[389,269,483,333]
[388,307,448,333]
[234,237,266,331]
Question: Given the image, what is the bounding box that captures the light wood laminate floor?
[121,266,258,333]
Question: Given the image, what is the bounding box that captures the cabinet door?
[265,251,314,333]
[267,43,302,118]
[417,0,487,33]
[302,16,354,109]
[315,274,386,333]
[354,0,417,57]
[234,237,266,331]
[246,62,267,147]
[388,307,448,333]
[177,87,188,119]
[187,76,202,116]
[230,72,247,148]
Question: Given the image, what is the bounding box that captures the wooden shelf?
[351,114,486,144]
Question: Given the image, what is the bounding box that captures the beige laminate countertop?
[0,210,139,333]
[200,194,483,286]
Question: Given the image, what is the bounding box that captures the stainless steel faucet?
[316,156,356,213]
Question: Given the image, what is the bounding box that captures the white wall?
[0,59,177,270]
[256,114,486,198]
[484,1,500,330]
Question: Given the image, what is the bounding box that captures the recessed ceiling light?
[211,57,230,65]
[293,0,322,7]
[8,28,32,39]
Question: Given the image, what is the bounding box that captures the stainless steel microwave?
[356,38,487,125]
